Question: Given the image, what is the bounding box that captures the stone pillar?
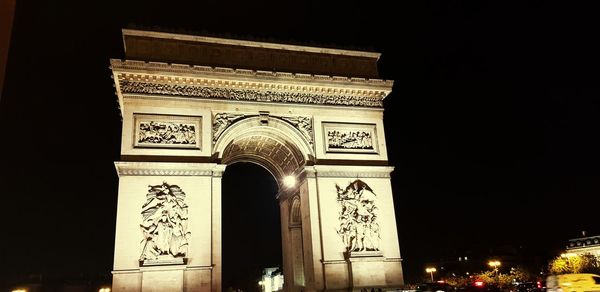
[308,165,404,290]
[112,162,223,292]
[280,189,306,292]
[301,168,325,291]
[211,165,226,292]
[289,196,306,290]
[280,197,293,292]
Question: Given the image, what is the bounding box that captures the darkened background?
[1,0,599,289]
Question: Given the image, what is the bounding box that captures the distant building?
[259,267,284,292]
[566,234,600,256]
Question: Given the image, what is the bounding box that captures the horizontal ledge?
[112,269,141,275]
[114,161,226,177]
[321,259,347,264]
[122,29,382,59]
[110,59,394,89]
[184,265,214,271]
[306,165,394,178]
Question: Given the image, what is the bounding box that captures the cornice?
[114,162,222,177]
[122,29,382,59]
[110,59,395,109]
[110,59,393,89]
[307,165,394,178]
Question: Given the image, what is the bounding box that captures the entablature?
[110,59,393,114]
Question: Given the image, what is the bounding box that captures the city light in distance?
[561,253,577,258]
[426,267,437,282]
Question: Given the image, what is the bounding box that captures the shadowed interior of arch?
[222,162,282,292]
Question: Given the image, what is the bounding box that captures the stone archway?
[110,29,404,292]
[215,115,312,180]
[217,117,312,292]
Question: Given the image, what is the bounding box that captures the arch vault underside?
[110,29,403,292]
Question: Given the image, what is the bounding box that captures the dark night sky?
[1,0,600,288]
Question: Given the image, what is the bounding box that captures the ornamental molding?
[111,60,392,108]
[118,169,212,176]
[117,80,384,108]
[307,166,394,178]
[212,112,313,145]
[212,113,248,144]
[111,59,393,88]
[279,115,314,145]
[316,171,392,178]
[115,162,220,176]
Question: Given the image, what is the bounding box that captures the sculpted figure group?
[140,182,190,261]
[336,180,381,253]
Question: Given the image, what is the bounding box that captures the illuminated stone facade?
[111,29,403,291]
[566,235,600,256]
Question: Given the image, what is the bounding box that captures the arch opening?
[215,116,312,183]
[221,162,282,292]
[219,121,309,189]
[219,122,309,292]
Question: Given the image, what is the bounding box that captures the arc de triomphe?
[110,29,403,291]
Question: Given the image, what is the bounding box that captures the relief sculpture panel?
[140,182,191,265]
[280,115,314,145]
[212,112,314,145]
[134,114,201,149]
[323,123,377,154]
[336,180,381,253]
[212,113,246,144]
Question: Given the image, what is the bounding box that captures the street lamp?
[488,260,501,276]
[426,267,437,282]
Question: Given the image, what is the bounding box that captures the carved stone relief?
[280,115,314,144]
[119,80,384,108]
[212,112,314,145]
[323,123,377,154]
[212,113,246,143]
[134,114,201,149]
[140,182,190,264]
[336,180,380,252]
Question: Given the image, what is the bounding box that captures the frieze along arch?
[111,29,403,292]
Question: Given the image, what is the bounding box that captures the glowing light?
[488,260,501,268]
[474,281,484,287]
[12,289,27,292]
[99,288,111,292]
[283,175,296,188]
[561,253,577,258]
[426,267,437,282]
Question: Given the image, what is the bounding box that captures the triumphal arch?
[110,29,403,291]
